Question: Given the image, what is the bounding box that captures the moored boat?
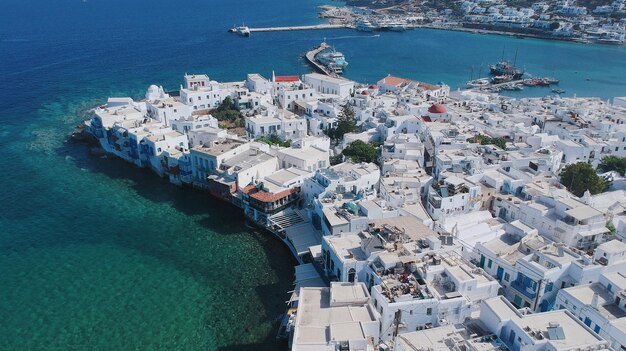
[315,46,348,75]
[356,19,376,32]
[230,25,251,37]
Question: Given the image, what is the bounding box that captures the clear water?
[1,0,625,349]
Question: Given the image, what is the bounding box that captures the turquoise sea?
[1,0,625,350]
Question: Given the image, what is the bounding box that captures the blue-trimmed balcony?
[511,280,537,299]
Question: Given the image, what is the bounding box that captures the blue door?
[497,267,504,281]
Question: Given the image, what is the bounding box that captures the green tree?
[559,162,609,197]
[256,134,291,147]
[212,96,242,122]
[216,96,236,112]
[334,103,357,142]
[606,220,616,235]
[550,22,561,31]
[491,137,507,150]
[598,156,626,176]
[342,140,378,164]
[329,154,343,166]
[468,134,507,149]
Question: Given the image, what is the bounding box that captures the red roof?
[428,104,447,114]
[421,116,432,122]
[378,75,441,91]
[242,184,298,203]
[361,90,370,95]
[275,75,300,83]
[369,84,377,89]
[379,75,414,87]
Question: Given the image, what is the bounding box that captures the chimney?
[591,292,599,310]
[557,245,564,257]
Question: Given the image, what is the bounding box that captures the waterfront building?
[180,74,231,111]
[290,282,380,351]
[189,138,249,185]
[145,94,190,127]
[169,114,219,135]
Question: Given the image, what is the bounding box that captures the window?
[426,308,432,315]
[504,273,510,282]
[487,259,493,268]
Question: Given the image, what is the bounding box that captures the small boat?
[597,37,624,45]
[552,89,566,94]
[466,78,490,88]
[229,25,251,37]
[389,23,407,32]
[492,75,514,84]
[544,77,559,84]
[501,83,524,91]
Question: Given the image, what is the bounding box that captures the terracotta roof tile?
[242,184,298,203]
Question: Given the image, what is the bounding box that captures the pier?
[248,24,347,33]
[304,42,336,77]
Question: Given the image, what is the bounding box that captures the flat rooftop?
[483,297,606,350]
[293,283,376,350]
[561,283,626,319]
[192,139,245,156]
[369,216,437,242]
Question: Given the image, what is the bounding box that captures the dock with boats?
[467,77,560,93]
[248,24,347,33]
[304,42,336,77]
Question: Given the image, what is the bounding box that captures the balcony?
[428,196,442,209]
[511,280,537,299]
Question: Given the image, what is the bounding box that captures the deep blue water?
[1,0,625,350]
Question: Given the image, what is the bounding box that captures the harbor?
[5,0,626,349]
[304,42,350,78]
[248,24,347,32]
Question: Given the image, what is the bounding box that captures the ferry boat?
[315,47,348,74]
[356,19,376,32]
[229,25,251,37]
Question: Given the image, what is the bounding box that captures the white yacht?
[229,25,251,37]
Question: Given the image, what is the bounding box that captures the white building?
[303,73,355,99]
[556,269,626,351]
[290,282,380,351]
[480,296,609,351]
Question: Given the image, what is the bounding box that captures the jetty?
[304,42,337,77]
[248,24,347,33]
